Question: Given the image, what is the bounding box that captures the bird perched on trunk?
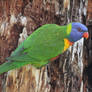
[0,22,89,74]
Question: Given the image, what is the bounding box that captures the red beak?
[82,32,89,39]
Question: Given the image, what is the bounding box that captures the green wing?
[9,24,67,60]
[24,24,67,60]
[7,24,68,67]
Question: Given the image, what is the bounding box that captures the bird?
[0,22,89,74]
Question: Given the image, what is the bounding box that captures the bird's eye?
[78,28,83,32]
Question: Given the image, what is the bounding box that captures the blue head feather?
[68,22,88,42]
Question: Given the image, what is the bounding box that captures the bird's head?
[68,22,89,43]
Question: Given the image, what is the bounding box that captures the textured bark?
[83,0,92,92]
[0,0,90,92]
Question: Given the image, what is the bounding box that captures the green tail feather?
[0,60,49,74]
[0,61,31,74]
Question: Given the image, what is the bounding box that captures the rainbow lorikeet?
[0,22,89,74]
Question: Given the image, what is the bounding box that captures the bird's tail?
[0,61,31,74]
[0,56,49,74]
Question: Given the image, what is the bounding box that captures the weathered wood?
[83,0,92,91]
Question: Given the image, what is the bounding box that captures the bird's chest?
[63,38,70,52]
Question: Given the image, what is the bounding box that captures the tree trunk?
[83,0,92,92]
[0,0,90,92]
